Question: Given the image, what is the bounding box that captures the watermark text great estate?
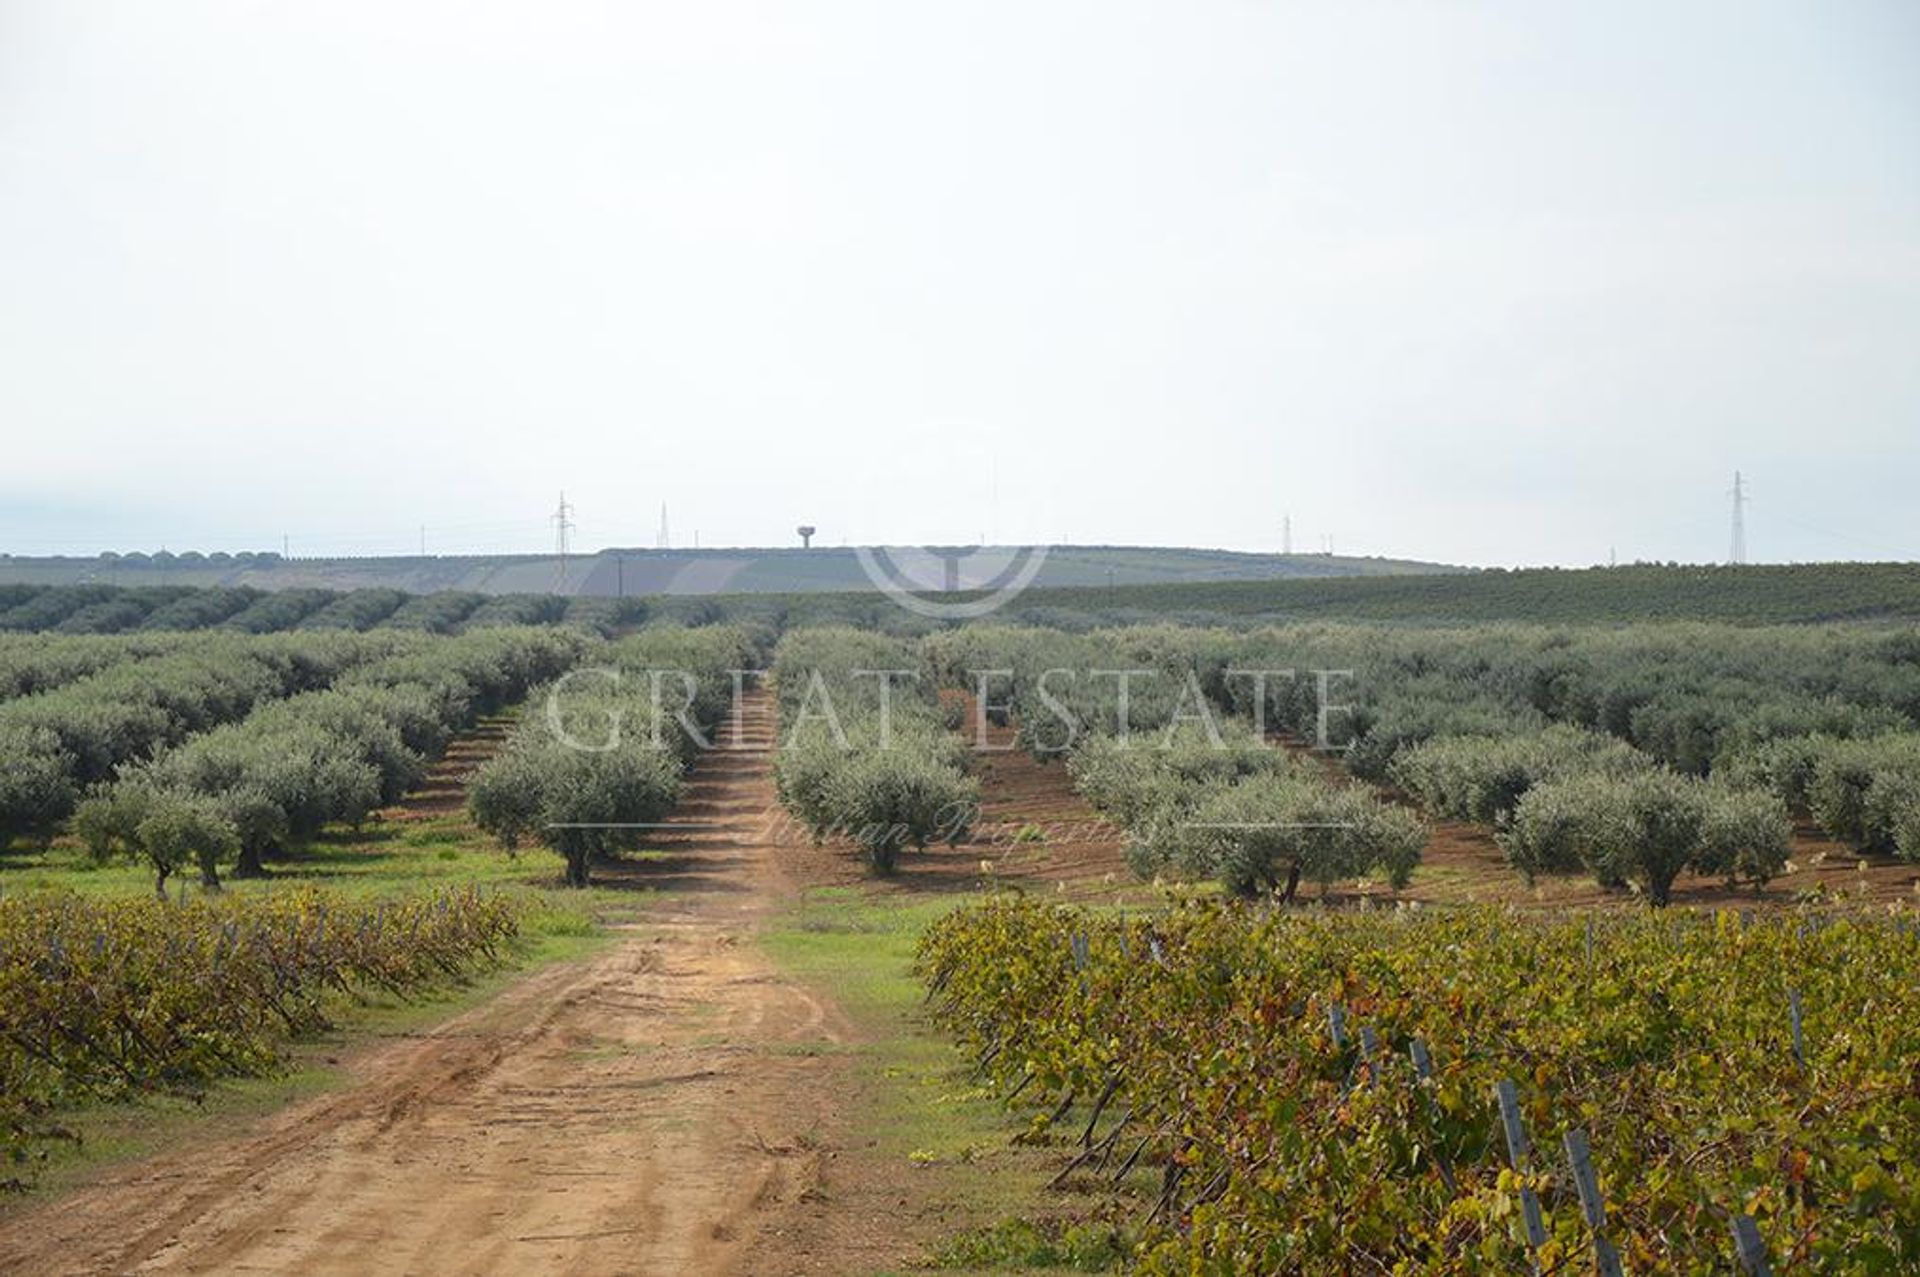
[543,666,1358,753]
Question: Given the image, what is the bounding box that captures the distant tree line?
[0,584,646,637]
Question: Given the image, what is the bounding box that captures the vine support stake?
[1564,1129,1624,1277]
[1494,1080,1546,1264]
[1730,1214,1773,1276]
[1408,1038,1455,1194]
[1494,1079,1529,1164]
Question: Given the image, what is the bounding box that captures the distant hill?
[0,545,1465,596]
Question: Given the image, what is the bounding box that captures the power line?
[552,491,576,588]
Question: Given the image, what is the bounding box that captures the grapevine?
[0,885,522,1187]
[920,894,1920,1270]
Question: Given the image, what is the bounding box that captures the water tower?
[797,525,816,549]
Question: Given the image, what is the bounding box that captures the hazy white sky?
[2,1,1916,566]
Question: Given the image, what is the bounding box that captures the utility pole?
[990,454,999,545]
[1282,513,1292,556]
[656,502,670,549]
[552,491,576,588]
[1729,471,1748,565]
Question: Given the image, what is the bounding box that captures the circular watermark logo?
[854,544,1050,619]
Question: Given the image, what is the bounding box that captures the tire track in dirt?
[0,690,879,1276]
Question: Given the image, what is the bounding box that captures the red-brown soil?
[378,716,511,821]
[0,693,908,1277]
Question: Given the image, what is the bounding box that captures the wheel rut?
[0,690,869,1276]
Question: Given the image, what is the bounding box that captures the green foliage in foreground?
[933,1218,1132,1271]
[921,895,1920,1273]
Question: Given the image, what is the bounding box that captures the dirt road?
[0,692,872,1276]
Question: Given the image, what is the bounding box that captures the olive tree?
[1804,736,1920,857]
[770,629,977,875]
[219,786,288,878]
[0,727,77,849]
[76,784,236,895]
[1136,773,1425,901]
[467,749,548,852]
[828,749,978,874]
[472,746,683,887]
[1389,725,1652,824]
[1501,771,1790,906]
[138,796,239,892]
